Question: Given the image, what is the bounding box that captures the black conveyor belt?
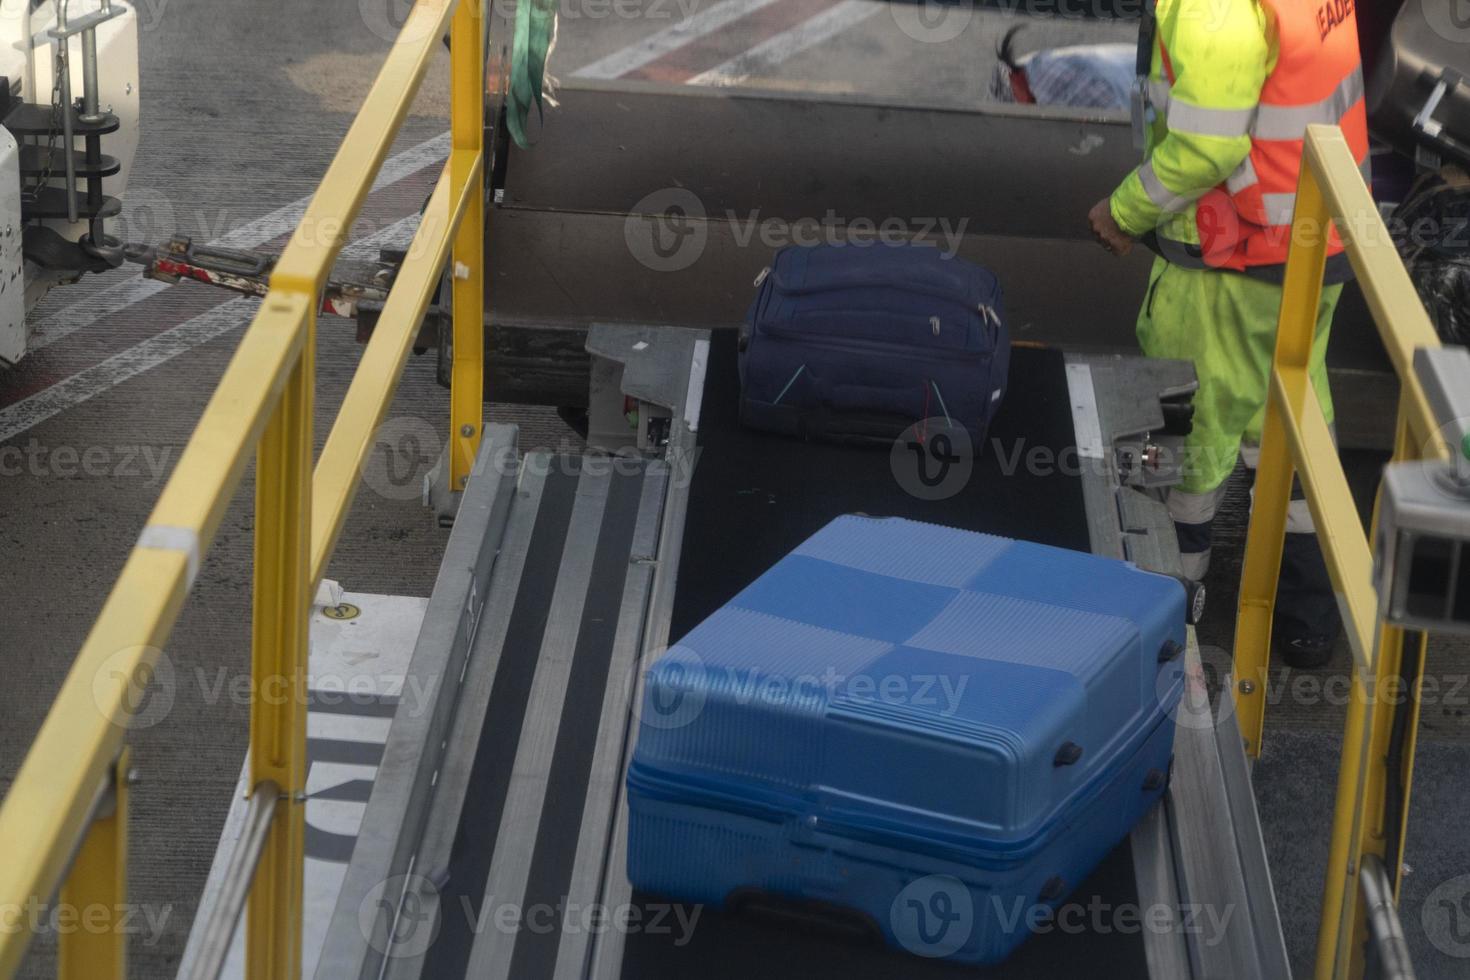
[671,333,1091,636]
[621,334,1146,977]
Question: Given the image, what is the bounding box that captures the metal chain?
[28,0,69,202]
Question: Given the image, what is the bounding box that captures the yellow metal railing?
[0,0,486,976]
[1231,124,1447,980]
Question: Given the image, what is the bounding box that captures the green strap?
[507,0,556,149]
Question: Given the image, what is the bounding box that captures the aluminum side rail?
[319,337,1288,980]
[1066,353,1292,980]
[316,326,707,980]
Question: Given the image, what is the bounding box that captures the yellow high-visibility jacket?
[1109,0,1274,243]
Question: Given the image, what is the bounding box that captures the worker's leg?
[1135,259,1252,499]
[1167,482,1231,582]
[1240,282,1345,665]
[1136,258,1343,665]
[1136,260,1252,584]
[1240,440,1342,661]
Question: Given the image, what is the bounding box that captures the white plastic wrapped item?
[991,26,1134,110]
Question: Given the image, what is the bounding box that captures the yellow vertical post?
[1232,155,1332,757]
[57,749,130,980]
[1300,184,1372,980]
[245,302,313,980]
[449,0,485,489]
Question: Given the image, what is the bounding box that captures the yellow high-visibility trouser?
[1137,257,1339,495]
[1137,257,1340,585]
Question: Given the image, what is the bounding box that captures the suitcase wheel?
[1166,575,1207,625]
[1185,579,1207,624]
[1039,876,1066,902]
[1142,768,1169,792]
[1053,742,1084,767]
[1157,640,1185,664]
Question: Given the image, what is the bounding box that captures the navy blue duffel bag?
[739,243,1010,446]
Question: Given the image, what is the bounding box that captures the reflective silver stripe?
[1180,549,1211,580]
[1226,155,1259,195]
[1148,78,1172,110]
[1262,192,1298,226]
[1252,69,1365,141]
[1225,153,1371,213]
[1243,483,1318,534]
[1138,160,1208,213]
[1244,431,1334,533]
[1167,483,1230,526]
[1166,96,1256,138]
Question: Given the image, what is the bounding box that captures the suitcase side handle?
[1158,639,1186,663]
[1053,742,1084,767]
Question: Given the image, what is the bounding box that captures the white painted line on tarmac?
[572,0,783,78]
[28,132,450,350]
[0,296,260,443]
[686,0,879,86]
[0,215,421,442]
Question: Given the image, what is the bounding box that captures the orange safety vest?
[1155,0,1371,278]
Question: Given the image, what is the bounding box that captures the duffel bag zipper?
[749,272,1001,346]
[770,266,1001,309]
[750,290,992,342]
[760,322,991,360]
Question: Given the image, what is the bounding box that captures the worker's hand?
[1088,199,1134,257]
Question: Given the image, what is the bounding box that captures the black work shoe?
[1275,633,1336,670]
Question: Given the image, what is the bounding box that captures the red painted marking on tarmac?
[623,0,839,83]
[2,369,63,403]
